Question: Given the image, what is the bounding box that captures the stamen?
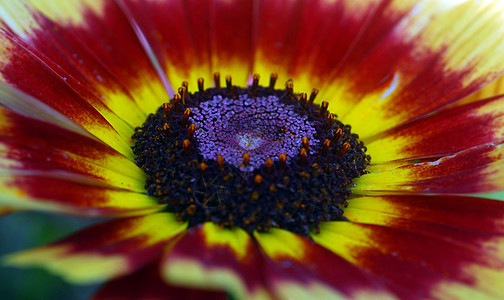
[265,157,273,171]
[299,148,308,164]
[322,139,331,155]
[178,86,186,104]
[301,136,310,150]
[320,101,329,117]
[182,108,191,124]
[216,154,224,168]
[197,78,204,93]
[254,174,263,185]
[187,123,196,137]
[182,81,189,92]
[279,153,287,166]
[173,93,182,113]
[269,73,278,89]
[242,152,251,165]
[308,88,318,104]
[162,102,171,120]
[182,139,191,155]
[226,75,233,92]
[214,72,221,89]
[252,73,260,91]
[298,92,307,105]
[199,162,208,172]
[339,142,351,156]
[285,80,294,94]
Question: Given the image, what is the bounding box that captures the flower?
[1,0,504,299]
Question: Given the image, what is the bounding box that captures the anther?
[265,158,273,171]
[308,88,318,104]
[162,102,171,120]
[326,113,334,129]
[320,101,329,117]
[254,174,263,185]
[285,80,294,94]
[182,139,191,155]
[269,73,278,89]
[173,93,182,113]
[298,93,307,105]
[187,123,196,137]
[214,72,221,89]
[163,123,170,131]
[216,154,224,168]
[199,162,208,172]
[322,139,331,155]
[182,108,191,124]
[242,152,251,165]
[279,153,287,166]
[178,86,186,104]
[299,148,308,164]
[333,128,343,141]
[301,137,310,150]
[226,75,233,92]
[252,74,260,91]
[197,78,204,93]
[339,142,351,156]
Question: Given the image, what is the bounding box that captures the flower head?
[1,0,504,299]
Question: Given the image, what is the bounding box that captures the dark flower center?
[132,73,370,235]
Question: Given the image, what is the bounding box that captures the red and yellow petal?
[121,0,253,88]
[1,0,169,118]
[254,1,504,139]
[313,218,504,299]
[0,175,162,216]
[93,262,227,300]
[366,95,504,163]
[254,229,394,300]
[3,213,186,284]
[162,223,270,300]
[355,140,504,194]
[0,106,146,191]
[344,195,504,261]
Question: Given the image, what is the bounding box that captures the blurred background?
[0,213,101,300]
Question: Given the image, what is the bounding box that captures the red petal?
[0,107,145,192]
[367,95,504,163]
[162,223,270,299]
[5,213,186,284]
[0,174,161,216]
[254,229,392,299]
[119,0,254,87]
[355,140,504,194]
[315,219,504,298]
[93,262,226,300]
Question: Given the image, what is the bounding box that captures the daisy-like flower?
[1,0,504,299]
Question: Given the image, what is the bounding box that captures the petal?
[0,106,146,192]
[0,30,134,156]
[254,229,393,300]
[4,213,186,284]
[313,219,504,299]
[1,0,169,117]
[120,0,254,87]
[344,195,504,259]
[162,223,271,300]
[460,74,504,105]
[367,95,504,163]
[255,0,504,139]
[354,140,504,194]
[93,262,226,300]
[0,174,162,216]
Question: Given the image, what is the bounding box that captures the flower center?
[132,73,370,235]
